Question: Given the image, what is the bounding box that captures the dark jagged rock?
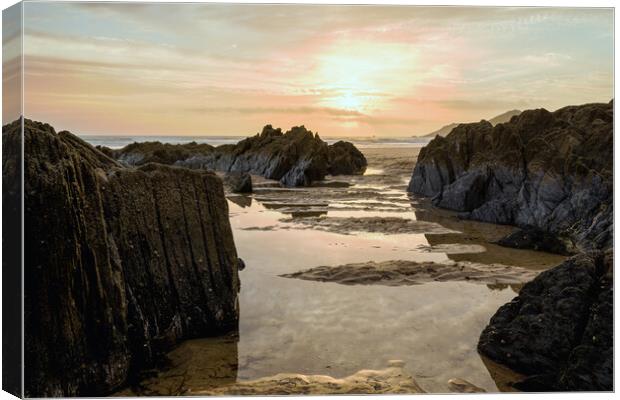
[494,226,577,256]
[114,141,215,166]
[408,101,613,391]
[7,119,241,397]
[109,125,367,187]
[327,140,367,175]
[478,251,612,391]
[223,172,252,193]
[408,101,613,252]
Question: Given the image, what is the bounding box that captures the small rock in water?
[448,378,486,393]
[224,172,253,193]
[387,359,405,368]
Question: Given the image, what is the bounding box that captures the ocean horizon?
[79,134,432,149]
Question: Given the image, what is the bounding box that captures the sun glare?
[335,92,364,111]
[312,40,419,116]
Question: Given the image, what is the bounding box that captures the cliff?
[6,119,241,396]
[107,125,367,187]
[408,101,613,251]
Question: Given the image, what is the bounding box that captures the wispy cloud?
[19,3,613,136]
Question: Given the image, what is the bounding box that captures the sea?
[78,134,432,150]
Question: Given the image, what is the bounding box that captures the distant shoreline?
[79,134,432,150]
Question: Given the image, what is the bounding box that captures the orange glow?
[18,3,614,136]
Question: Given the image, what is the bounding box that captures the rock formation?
[327,140,367,175]
[196,360,424,395]
[407,101,613,391]
[478,251,612,391]
[408,101,613,252]
[6,119,241,397]
[106,125,367,187]
[222,172,252,193]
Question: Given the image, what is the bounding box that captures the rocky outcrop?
[408,101,613,252]
[222,172,252,193]
[8,119,241,397]
[327,140,367,175]
[408,101,613,391]
[478,251,612,391]
[107,125,367,187]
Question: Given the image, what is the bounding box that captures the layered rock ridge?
[408,101,612,251]
[407,101,613,391]
[105,125,367,187]
[10,119,241,397]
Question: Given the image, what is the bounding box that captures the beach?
[115,144,565,395]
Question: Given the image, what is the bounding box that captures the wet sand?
[124,145,565,395]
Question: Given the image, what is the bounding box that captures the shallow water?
[126,146,566,395]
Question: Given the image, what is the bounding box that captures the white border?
[0,1,616,400]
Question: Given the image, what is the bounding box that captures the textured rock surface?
[494,226,577,256]
[108,125,367,187]
[222,171,252,193]
[281,259,540,286]
[11,119,241,397]
[408,101,613,251]
[327,140,367,175]
[478,251,612,391]
[197,361,424,395]
[2,119,23,397]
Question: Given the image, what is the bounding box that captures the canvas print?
[1,1,614,397]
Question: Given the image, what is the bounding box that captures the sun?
[335,91,364,111]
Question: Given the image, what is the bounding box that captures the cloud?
[19,3,614,137]
[187,106,366,117]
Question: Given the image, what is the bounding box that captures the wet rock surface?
[494,226,577,256]
[478,251,613,391]
[107,125,367,187]
[277,216,459,235]
[11,119,241,397]
[281,260,540,286]
[196,361,425,395]
[447,378,486,393]
[408,101,613,251]
[222,171,253,193]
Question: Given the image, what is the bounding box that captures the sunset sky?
[11,3,615,136]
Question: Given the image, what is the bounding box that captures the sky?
[6,3,615,136]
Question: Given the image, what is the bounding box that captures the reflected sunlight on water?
[127,146,564,395]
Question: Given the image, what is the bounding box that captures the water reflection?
[228,195,252,208]
[411,198,566,269]
[486,283,523,294]
[479,355,525,392]
[132,146,564,395]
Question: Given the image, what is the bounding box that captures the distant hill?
[420,109,522,138]
[488,109,522,126]
[421,122,460,138]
